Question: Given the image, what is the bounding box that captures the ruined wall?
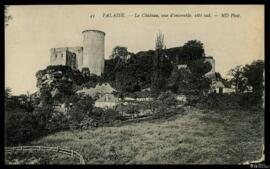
[50,48,66,66]
[66,51,77,69]
[50,29,105,75]
[82,30,105,75]
[65,47,83,70]
[50,47,83,69]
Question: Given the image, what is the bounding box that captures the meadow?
[29,106,264,164]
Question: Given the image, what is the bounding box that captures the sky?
[5,5,264,95]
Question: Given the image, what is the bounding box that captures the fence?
[5,146,85,164]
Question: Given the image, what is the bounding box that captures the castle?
[50,29,216,80]
[50,30,105,76]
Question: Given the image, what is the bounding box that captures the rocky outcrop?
[36,65,85,99]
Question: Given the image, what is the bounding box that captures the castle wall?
[50,47,83,69]
[50,48,66,66]
[66,50,77,69]
[82,30,105,76]
[65,47,83,70]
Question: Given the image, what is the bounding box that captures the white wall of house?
[95,101,118,109]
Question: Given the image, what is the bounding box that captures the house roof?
[211,81,225,88]
[76,83,116,96]
[95,83,116,93]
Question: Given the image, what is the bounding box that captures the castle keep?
[50,30,105,76]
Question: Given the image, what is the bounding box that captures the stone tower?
[82,30,105,76]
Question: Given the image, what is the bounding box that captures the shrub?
[5,103,55,145]
[195,93,262,110]
[67,95,95,129]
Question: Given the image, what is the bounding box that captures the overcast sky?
[5,5,264,95]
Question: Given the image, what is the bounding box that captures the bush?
[157,91,178,108]
[5,103,55,145]
[67,95,94,129]
[5,94,72,146]
[195,93,262,110]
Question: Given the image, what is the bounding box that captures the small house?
[76,82,116,98]
[95,93,120,109]
[210,81,225,94]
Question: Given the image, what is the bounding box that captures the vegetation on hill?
[102,40,210,96]
[5,36,264,164]
[33,40,211,104]
[30,107,264,164]
[227,60,264,95]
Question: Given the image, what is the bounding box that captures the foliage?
[150,91,184,118]
[155,31,165,50]
[67,95,95,129]
[187,59,212,76]
[195,93,263,110]
[157,91,178,107]
[167,60,211,95]
[215,72,222,81]
[103,40,207,96]
[126,90,154,98]
[182,40,205,60]
[5,99,53,145]
[228,60,264,95]
[228,65,248,93]
[242,60,264,94]
[111,46,129,59]
[5,89,69,145]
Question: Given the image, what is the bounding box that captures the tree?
[187,59,212,76]
[182,40,205,60]
[228,65,248,93]
[167,59,211,96]
[242,60,264,94]
[111,46,129,59]
[157,91,177,108]
[155,30,165,50]
[228,60,264,94]
[39,87,53,105]
[5,87,12,101]
[151,31,167,94]
[67,95,94,129]
[215,72,222,81]
[167,67,181,93]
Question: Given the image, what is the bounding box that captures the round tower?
[82,30,105,76]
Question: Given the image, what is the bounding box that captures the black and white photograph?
[4,5,266,165]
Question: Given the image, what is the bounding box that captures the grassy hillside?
[30,107,264,164]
